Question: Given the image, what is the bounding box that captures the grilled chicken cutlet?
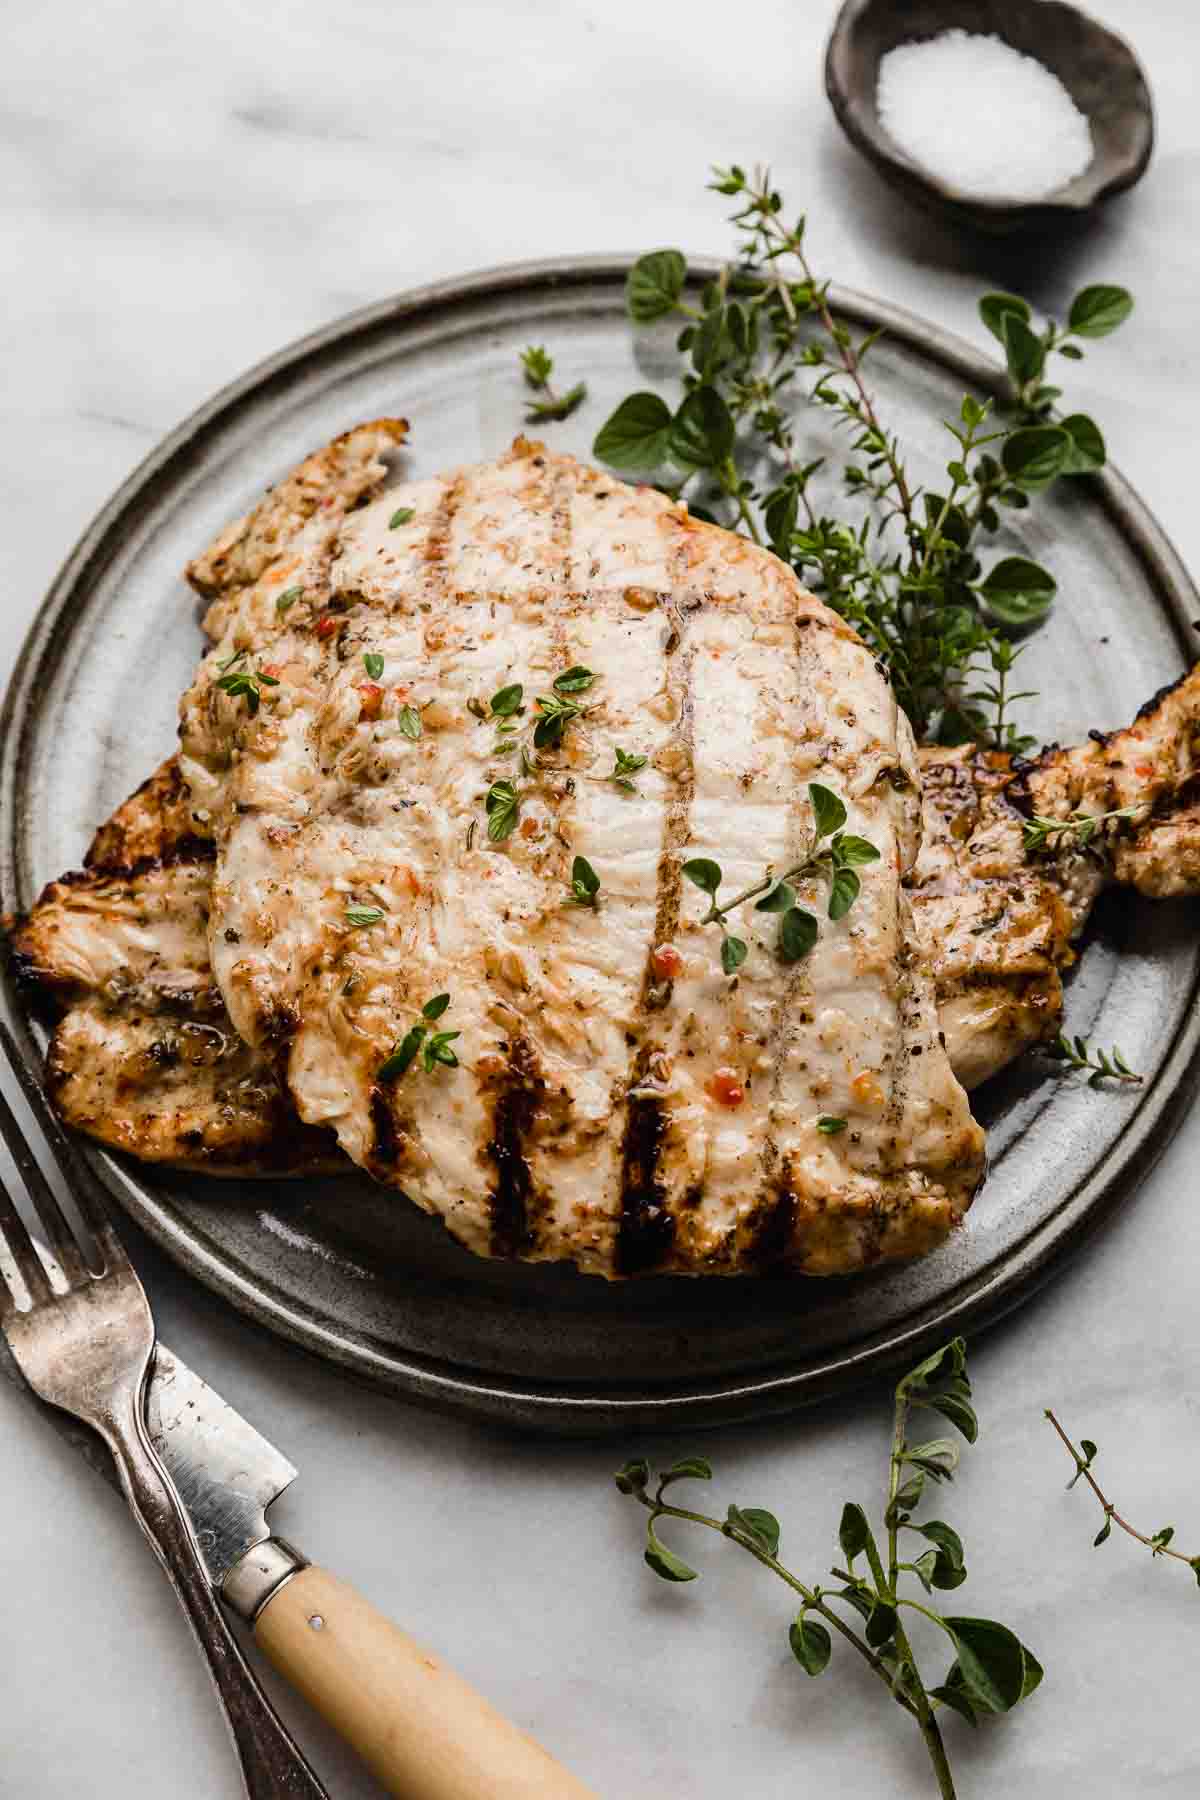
[173,433,985,1277]
[911,663,1200,1087]
[18,652,1199,1185]
[8,761,338,1173]
[14,421,1197,1276]
[6,420,411,1176]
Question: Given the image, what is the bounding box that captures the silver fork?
[0,1019,329,1800]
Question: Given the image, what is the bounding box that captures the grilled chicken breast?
[171,434,984,1277]
[11,422,1197,1277]
[912,661,1200,1085]
[8,762,337,1175]
[6,418,412,1177]
[23,653,1196,1179]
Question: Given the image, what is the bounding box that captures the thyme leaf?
[568,855,601,907]
[214,657,279,717]
[485,779,520,841]
[378,994,459,1080]
[345,906,384,927]
[612,747,648,792]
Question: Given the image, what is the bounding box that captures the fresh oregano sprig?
[615,1338,1041,1800]
[681,781,879,973]
[1045,1411,1200,1584]
[591,164,1132,753]
[979,286,1133,431]
[378,994,460,1079]
[520,345,587,423]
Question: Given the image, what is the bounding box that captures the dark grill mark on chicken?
[487,1037,544,1258]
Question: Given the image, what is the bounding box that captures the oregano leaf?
[930,1679,979,1728]
[721,934,748,975]
[645,1518,699,1583]
[838,1501,870,1562]
[727,1505,781,1557]
[828,865,861,921]
[1001,312,1046,385]
[681,857,723,897]
[808,781,847,837]
[943,1617,1026,1714]
[866,1600,898,1648]
[627,250,688,323]
[978,291,1031,345]
[614,1458,649,1494]
[789,1615,832,1677]
[593,392,675,470]
[660,1457,713,1487]
[779,906,818,963]
[669,385,735,471]
[1068,284,1133,338]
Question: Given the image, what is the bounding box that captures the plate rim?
[3,254,1198,1435]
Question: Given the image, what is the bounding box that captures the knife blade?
[1,1330,297,1600]
[4,1332,597,1798]
[145,1345,298,1592]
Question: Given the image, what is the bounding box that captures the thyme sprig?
[1022,803,1142,855]
[1045,1411,1200,1581]
[682,781,878,973]
[615,1339,1041,1799]
[378,993,460,1080]
[592,164,1132,751]
[520,345,587,423]
[213,648,280,717]
[1043,1032,1142,1087]
[611,747,648,792]
[479,668,598,839]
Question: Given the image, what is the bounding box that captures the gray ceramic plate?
[2,258,1198,1435]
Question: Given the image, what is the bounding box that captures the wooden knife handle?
[254,1565,597,1799]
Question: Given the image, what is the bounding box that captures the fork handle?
[100,1396,330,1800]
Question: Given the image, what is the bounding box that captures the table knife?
[3,1338,595,1800]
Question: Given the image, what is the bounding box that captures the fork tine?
[0,1167,54,1312]
[0,1017,123,1270]
[0,1079,91,1284]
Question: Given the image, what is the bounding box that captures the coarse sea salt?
[876,30,1093,202]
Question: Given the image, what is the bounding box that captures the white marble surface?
[3,2,1200,1794]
